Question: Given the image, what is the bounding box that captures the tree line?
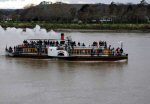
[0,0,150,24]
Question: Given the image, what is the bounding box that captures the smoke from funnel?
[0,25,59,55]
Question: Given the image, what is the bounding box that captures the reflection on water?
[0,56,130,104]
[3,56,128,71]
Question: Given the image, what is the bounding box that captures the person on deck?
[120,48,123,55]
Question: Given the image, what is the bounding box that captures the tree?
[24,4,35,9]
[78,4,90,22]
[70,8,77,18]
[140,0,148,5]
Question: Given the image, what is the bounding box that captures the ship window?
[85,50,88,54]
[57,47,64,50]
[89,50,91,54]
[72,50,74,54]
[77,50,79,54]
[80,50,82,54]
[82,50,84,54]
[87,50,90,54]
[74,50,77,54]
[72,50,75,54]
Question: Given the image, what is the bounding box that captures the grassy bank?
[1,21,150,32]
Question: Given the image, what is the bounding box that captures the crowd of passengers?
[6,40,124,56]
[21,40,108,48]
[23,40,64,48]
[22,40,108,48]
[70,40,107,48]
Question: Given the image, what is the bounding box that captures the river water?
[0,28,150,104]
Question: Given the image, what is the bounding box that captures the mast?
[120,41,123,49]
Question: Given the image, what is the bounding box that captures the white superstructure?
[48,47,69,57]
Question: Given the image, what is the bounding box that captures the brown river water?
[0,28,150,104]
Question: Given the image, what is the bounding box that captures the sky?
[0,0,149,9]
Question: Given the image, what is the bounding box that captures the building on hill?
[39,1,52,5]
[54,2,67,4]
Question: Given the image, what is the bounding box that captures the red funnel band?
[61,33,64,41]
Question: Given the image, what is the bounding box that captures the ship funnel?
[61,33,64,41]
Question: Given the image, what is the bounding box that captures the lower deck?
[5,51,128,61]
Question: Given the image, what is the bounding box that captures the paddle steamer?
[5,33,128,61]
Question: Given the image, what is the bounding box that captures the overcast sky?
[0,0,149,9]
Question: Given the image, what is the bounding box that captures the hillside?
[0,1,150,24]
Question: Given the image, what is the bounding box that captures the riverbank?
[1,21,150,32]
[55,29,150,33]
